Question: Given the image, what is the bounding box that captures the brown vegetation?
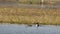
[0,7,60,25]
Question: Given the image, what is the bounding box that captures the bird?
[36,23,39,27]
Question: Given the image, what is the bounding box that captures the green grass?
[16,0,60,5]
[0,0,59,5]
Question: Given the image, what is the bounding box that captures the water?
[0,24,60,34]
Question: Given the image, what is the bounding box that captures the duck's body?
[36,23,39,27]
[36,24,39,27]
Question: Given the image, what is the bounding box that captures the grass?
[17,0,55,5]
[0,0,58,5]
[0,7,60,25]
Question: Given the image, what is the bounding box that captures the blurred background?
[0,0,60,5]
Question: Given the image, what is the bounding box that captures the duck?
[36,23,39,27]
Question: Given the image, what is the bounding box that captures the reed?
[0,7,60,25]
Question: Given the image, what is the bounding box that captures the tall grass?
[0,7,60,25]
[17,0,59,5]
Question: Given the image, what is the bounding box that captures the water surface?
[0,24,60,34]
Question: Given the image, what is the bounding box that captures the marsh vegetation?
[0,7,60,25]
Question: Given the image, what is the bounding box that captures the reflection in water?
[0,24,60,34]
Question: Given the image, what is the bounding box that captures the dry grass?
[0,7,60,25]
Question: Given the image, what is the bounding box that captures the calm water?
[0,24,60,34]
